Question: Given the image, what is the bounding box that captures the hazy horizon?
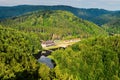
[0,0,120,10]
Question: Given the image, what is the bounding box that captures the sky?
[0,0,120,10]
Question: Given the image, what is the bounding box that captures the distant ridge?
[0,5,119,25]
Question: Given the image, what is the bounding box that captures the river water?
[38,55,54,68]
[36,48,65,68]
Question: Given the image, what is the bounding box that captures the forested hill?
[1,24,119,80]
[0,26,42,79]
[0,25,42,54]
[0,5,109,19]
[51,35,120,80]
[102,11,120,34]
[0,10,107,40]
[0,5,119,25]
[102,19,120,34]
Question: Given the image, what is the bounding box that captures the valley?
[0,5,119,80]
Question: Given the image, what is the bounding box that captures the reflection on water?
[38,55,54,68]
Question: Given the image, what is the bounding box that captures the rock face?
[38,55,54,68]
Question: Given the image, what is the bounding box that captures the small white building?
[41,40,55,47]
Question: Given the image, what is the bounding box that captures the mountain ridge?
[0,5,119,25]
[0,10,107,40]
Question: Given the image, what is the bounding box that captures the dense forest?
[0,6,120,80]
[102,19,120,34]
[0,10,107,40]
[0,26,119,79]
[50,35,120,80]
[0,5,119,26]
[0,26,56,80]
[0,26,41,79]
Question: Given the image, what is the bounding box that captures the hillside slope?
[0,25,42,54]
[102,11,120,34]
[102,19,120,34]
[0,5,119,25]
[0,10,107,40]
[0,26,42,79]
[51,35,120,80]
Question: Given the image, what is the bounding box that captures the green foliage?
[0,7,119,79]
[0,26,42,54]
[102,19,120,34]
[0,10,107,40]
[0,5,119,26]
[0,26,68,80]
[51,35,120,80]
[0,26,41,80]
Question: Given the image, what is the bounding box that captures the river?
[33,50,57,68]
[38,55,54,68]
